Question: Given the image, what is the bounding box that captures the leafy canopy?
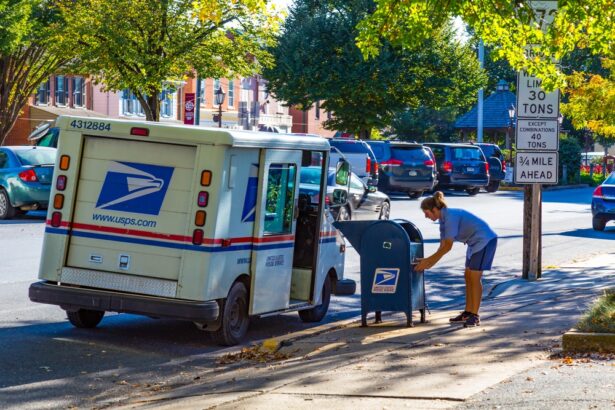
[60,0,282,120]
[264,0,486,136]
[356,1,614,92]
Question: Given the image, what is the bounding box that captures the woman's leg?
[466,268,483,314]
[464,268,472,312]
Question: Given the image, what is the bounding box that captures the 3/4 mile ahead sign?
[515,152,558,184]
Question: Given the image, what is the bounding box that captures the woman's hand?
[414,257,434,272]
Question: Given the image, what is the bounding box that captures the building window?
[160,89,173,118]
[35,79,50,105]
[55,75,68,106]
[228,80,234,108]
[121,89,144,116]
[213,79,220,104]
[199,80,206,107]
[72,76,85,107]
[315,100,320,120]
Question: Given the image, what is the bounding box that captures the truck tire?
[485,180,500,193]
[379,201,390,220]
[66,309,105,328]
[212,282,250,346]
[299,276,331,323]
[0,189,16,220]
[592,217,606,231]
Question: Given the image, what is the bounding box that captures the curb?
[499,184,590,192]
[562,329,615,354]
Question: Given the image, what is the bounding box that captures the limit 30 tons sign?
[515,152,559,184]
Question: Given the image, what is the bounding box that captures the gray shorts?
[466,238,497,271]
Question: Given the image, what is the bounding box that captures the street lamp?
[507,104,515,165]
[215,86,226,128]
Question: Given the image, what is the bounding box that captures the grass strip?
[576,289,615,334]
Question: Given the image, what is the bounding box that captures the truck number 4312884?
[70,120,111,131]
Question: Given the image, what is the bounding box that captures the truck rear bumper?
[29,281,219,322]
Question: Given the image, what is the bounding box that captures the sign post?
[184,93,195,125]
[514,0,559,281]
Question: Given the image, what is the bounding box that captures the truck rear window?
[451,148,483,161]
[391,147,429,161]
[330,141,368,154]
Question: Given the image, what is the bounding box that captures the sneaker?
[449,311,471,323]
[464,314,481,328]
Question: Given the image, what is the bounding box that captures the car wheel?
[485,180,500,193]
[466,187,480,196]
[379,201,390,220]
[211,281,250,346]
[299,275,331,323]
[0,189,16,220]
[592,217,606,231]
[66,309,105,328]
[408,191,423,200]
[337,205,351,221]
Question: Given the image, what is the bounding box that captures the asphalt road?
[0,187,613,408]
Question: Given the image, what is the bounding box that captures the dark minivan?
[424,143,489,196]
[475,143,506,193]
[366,141,437,199]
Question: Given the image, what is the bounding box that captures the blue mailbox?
[334,219,427,327]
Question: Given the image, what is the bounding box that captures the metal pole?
[195,77,201,126]
[218,103,222,128]
[477,40,484,143]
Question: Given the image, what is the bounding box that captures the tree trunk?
[358,129,370,139]
[136,92,160,122]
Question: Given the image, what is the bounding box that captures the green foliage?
[0,0,71,144]
[388,107,458,142]
[579,170,606,187]
[576,289,615,334]
[60,0,281,121]
[263,0,486,136]
[558,135,582,184]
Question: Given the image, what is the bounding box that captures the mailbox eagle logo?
[372,268,400,294]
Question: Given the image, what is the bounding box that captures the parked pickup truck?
[329,139,378,187]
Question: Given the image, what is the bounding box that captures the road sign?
[516,119,559,151]
[517,71,559,119]
[515,152,558,184]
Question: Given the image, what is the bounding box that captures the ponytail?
[421,191,447,211]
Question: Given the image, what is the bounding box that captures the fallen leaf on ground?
[216,345,291,365]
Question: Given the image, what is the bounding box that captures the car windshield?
[300,166,335,186]
[14,148,56,166]
[604,173,615,185]
[391,147,429,161]
[452,147,483,161]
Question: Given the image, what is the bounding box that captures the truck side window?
[264,163,296,234]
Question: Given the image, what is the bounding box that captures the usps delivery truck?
[29,116,355,346]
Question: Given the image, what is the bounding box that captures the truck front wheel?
[299,276,331,323]
[66,309,105,328]
[212,282,250,346]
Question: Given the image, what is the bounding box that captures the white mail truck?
[29,116,355,345]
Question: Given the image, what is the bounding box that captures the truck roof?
[56,116,331,151]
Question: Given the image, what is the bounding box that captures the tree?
[60,0,281,121]
[356,1,614,92]
[389,107,459,142]
[264,0,486,138]
[0,0,70,145]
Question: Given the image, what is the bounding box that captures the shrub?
[558,135,582,184]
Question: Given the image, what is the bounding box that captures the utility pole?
[477,40,484,143]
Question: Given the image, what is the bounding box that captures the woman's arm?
[414,238,453,271]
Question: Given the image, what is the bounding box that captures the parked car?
[329,139,379,187]
[475,143,505,192]
[0,146,56,219]
[424,143,489,196]
[28,122,59,147]
[366,140,437,199]
[591,171,615,231]
[299,167,390,221]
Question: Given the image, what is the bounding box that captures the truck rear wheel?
[466,187,480,196]
[211,282,249,346]
[66,309,105,328]
[299,276,331,323]
[486,180,500,193]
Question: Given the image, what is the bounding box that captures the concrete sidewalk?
[117,254,615,410]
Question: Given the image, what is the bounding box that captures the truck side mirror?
[332,188,348,205]
[335,159,350,187]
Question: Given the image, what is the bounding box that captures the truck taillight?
[56,175,67,191]
[201,170,212,186]
[51,212,62,227]
[192,229,204,245]
[366,157,371,173]
[18,169,37,182]
[325,195,330,205]
[59,155,70,170]
[424,159,434,166]
[195,211,206,226]
[502,160,506,172]
[373,162,379,175]
[442,161,453,172]
[130,127,149,137]
[53,194,64,209]
[381,159,402,166]
[198,191,209,207]
[485,162,490,173]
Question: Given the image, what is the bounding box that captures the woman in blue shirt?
[415,191,497,327]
